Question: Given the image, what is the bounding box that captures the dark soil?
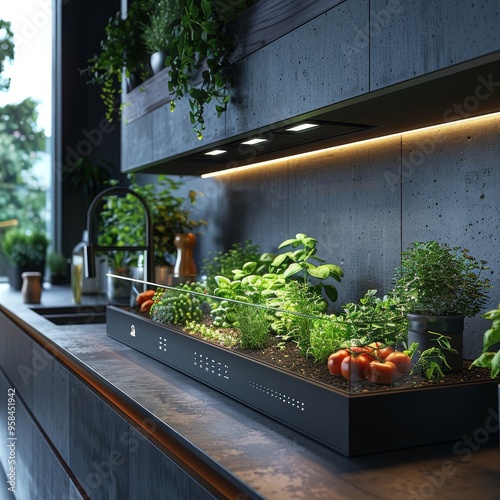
[134,309,497,395]
[237,337,496,394]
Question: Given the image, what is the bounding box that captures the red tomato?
[366,360,398,385]
[385,351,412,374]
[378,346,395,360]
[368,342,395,360]
[350,345,370,353]
[328,349,350,375]
[340,354,372,382]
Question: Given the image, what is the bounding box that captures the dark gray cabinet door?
[69,375,129,499]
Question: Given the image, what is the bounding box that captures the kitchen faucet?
[84,186,154,283]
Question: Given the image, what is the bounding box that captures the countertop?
[1,284,500,499]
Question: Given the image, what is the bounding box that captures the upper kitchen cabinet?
[370,0,500,89]
[121,0,500,176]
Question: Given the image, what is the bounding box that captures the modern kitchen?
[1,0,500,498]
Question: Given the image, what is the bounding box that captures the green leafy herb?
[471,304,500,378]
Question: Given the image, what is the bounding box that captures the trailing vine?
[167,0,254,138]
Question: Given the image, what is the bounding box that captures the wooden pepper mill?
[170,233,197,285]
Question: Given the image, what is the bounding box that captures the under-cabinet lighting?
[285,123,320,132]
[204,149,227,156]
[201,111,500,178]
[241,138,268,145]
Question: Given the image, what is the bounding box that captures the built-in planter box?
[106,306,499,456]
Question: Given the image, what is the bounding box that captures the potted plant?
[47,252,68,285]
[142,0,179,75]
[97,174,205,285]
[392,241,491,371]
[80,0,152,121]
[1,228,49,290]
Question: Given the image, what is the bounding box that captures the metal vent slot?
[193,351,229,379]
[249,380,305,411]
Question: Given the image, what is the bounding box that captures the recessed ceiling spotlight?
[204,149,227,156]
[285,123,320,132]
[241,138,268,145]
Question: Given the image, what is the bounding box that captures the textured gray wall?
[180,114,500,358]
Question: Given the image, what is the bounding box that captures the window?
[0,1,52,281]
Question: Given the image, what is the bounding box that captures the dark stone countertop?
[1,283,500,499]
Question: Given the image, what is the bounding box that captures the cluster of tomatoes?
[327,342,412,385]
[136,289,155,313]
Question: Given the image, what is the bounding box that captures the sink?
[30,305,107,325]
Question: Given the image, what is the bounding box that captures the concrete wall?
[179,113,500,358]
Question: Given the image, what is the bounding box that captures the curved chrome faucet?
[84,186,154,283]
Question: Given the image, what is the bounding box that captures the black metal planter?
[106,306,499,456]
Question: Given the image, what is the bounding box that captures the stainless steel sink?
[30,305,107,325]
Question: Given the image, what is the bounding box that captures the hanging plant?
[80,1,152,121]
[166,0,255,139]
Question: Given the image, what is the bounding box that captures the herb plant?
[185,320,239,347]
[202,240,262,294]
[406,334,457,380]
[308,290,407,362]
[393,241,491,317]
[235,304,271,349]
[471,304,500,378]
[268,281,328,354]
[270,233,343,305]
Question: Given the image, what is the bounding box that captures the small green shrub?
[234,304,271,349]
[393,241,491,317]
[2,228,49,267]
[150,282,205,326]
[308,315,349,363]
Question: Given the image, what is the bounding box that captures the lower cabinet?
[0,369,72,500]
[69,375,130,498]
[0,312,217,499]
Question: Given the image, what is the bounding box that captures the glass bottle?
[71,230,100,303]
